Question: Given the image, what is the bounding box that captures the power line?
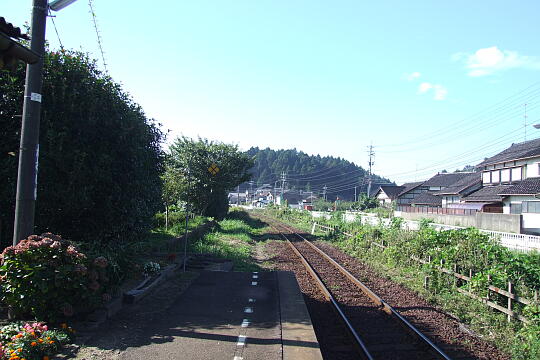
[48,9,64,51]
[88,0,107,71]
[377,81,540,149]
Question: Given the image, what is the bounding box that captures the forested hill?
[244,147,393,201]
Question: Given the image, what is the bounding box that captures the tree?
[1,49,164,244]
[165,137,254,221]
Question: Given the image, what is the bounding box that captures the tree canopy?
[0,49,164,244]
[164,137,254,220]
[245,147,392,201]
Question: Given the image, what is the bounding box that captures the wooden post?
[507,281,513,322]
[487,274,491,302]
[453,264,458,287]
[311,222,316,235]
[424,275,429,289]
[535,289,538,303]
[469,269,473,293]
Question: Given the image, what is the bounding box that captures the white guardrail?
[316,211,540,253]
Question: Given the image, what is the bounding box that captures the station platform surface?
[120,270,322,360]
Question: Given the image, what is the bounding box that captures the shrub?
[0,233,110,322]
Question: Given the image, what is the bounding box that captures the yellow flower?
[30,342,37,346]
[38,338,44,343]
[49,340,54,344]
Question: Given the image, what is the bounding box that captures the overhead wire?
[377,81,540,149]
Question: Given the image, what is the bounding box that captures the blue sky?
[5,1,540,185]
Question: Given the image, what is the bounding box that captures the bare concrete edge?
[277,271,323,360]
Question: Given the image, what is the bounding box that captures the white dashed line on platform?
[237,335,247,346]
[241,319,250,327]
[248,298,255,303]
[251,281,258,286]
[244,307,253,313]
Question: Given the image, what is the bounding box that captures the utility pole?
[367,144,375,198]
[323,185,327,201]
[354,186,357,202]
[280,171,286,202]
[183,168,191,272]
[249,180,254,203]
[237,185,240,205]
[12,0,78,245]
[12,0,48,245]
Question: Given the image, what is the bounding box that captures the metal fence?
[396,205,477,216]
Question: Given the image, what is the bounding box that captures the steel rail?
[277,230,374,360]
[271,218,452,360]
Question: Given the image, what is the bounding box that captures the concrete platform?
[120,271,322,360]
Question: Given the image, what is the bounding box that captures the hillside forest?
[245,147,392,201]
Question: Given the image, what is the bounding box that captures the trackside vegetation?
[187,209,271,271]
[266,207,540,359]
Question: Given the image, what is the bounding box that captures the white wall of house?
[442,195,460,208]
[502,195,540,234]
[376,192,392,206]
[482,156,540,186]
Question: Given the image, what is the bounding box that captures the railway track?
[264,216,452,360]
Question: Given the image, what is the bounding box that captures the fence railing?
[341,211,540,253]
[311,222,537,323]
[397,205,477,216]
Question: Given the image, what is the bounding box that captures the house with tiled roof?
[374,185,405,206]
[434,172,482,208]
[475,138,540,213]
[405,172,477,208]
[469,138,540,233]
[396,181,425,205]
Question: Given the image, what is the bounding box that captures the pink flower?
[66,245,78,255]
[50,241,61,249]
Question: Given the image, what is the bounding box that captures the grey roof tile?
[462,185,512,202]
[422,172,475,187]
[377,185,405,199]
[477,138,540,167]
[410,191,442,206]
[398,181,424,197]
[434,173,481,195]
[498,177,540,195]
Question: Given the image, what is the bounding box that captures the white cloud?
[454,46,540,76]
[404,71,421,81]
[418,82,447,100]
[418,82,432,93]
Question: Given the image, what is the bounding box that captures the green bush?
[0,233,110,322]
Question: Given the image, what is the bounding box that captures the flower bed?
[0,321,74,360]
